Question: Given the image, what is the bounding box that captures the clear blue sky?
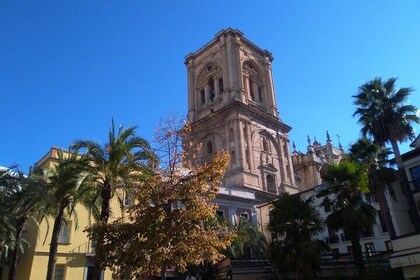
[1,1,420,172]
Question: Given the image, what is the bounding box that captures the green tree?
[349,138,397,238]
[0,168,19,269]
[72,120,154,278]
[44,150,100,280]
[225,216,265,259]
[0,167,47,280]
[268,192,327,280]
[321,160,377,279]
[353,77,420,231]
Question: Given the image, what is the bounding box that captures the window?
[206,141,213,155]
[216,210,225,218]
[218,78,223,93]
[124,191,134,207]
[266,174,276,193]
[365,242,375,256]
[58,222,71,244]
[258,86,263,103]
[208,77,215,102]
[331,248,339,258]
[85,267,104,280]
[240,212,249,220]
[385,240,393,251]
[410,166,420,190]
[262,138,269,152]
[54,265,65,280]
[250,81,255,101]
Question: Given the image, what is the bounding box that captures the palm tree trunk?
[8,217,26,280]
[161,265,166,280]
[390,140,420,233]
[45,206,65,280]
[348,233,365,280]
[93,179,112,280]
[375,189,396,238]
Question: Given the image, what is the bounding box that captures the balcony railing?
[69,241,96,255]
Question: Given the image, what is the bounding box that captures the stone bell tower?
[185,29,297,210]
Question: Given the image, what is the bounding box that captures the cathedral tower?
[185,29,297,215]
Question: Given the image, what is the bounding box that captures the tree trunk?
[375,188,396,239]
[93,179,112,280]
[161,265,166,280]
[8,217,26,280]
[45,206,65,280]
[348,232,365,280]
[390,140,420,233]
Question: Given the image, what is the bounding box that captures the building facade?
[389,135,420,279]
[0,148,122,280]
[185,28,298,223]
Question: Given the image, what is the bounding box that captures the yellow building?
[1,147,128,280]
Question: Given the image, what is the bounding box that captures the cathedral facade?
[184,29,299,222]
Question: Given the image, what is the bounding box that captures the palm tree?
[353,77,420,231]
[0,168,17,269]
[321,160,377,279]
[72,120,154,278]
[225,217,265,259]
[0,167,47,280]
[268,193,327,280]
[349,138,397,238]
[44,150,100,280]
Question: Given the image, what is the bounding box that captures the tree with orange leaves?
[86,116,234,279]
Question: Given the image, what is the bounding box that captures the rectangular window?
[124,191,133,207]
[216,210,225,218]
[240,212,249,220]
[54,265,65,280]
[410,166,420,190]
[58,222,71,244]
[85,267,104,280]
[385,240,393,251]
[365,242,375,256]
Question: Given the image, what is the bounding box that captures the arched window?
[266,174,276,193]
[200,89,205,105]
[218,78,224,94]
[208,77,215,102]
[206,141,213,155]
[262,138,269,152]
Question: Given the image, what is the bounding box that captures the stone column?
[264,59,278,117]
[226,35,234,93]
[251,80,258,102]
[279,138,287,184]
[237,119,246,170]
[186,60,195,122]
[245,122,254,170]
[284,139,295,185]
